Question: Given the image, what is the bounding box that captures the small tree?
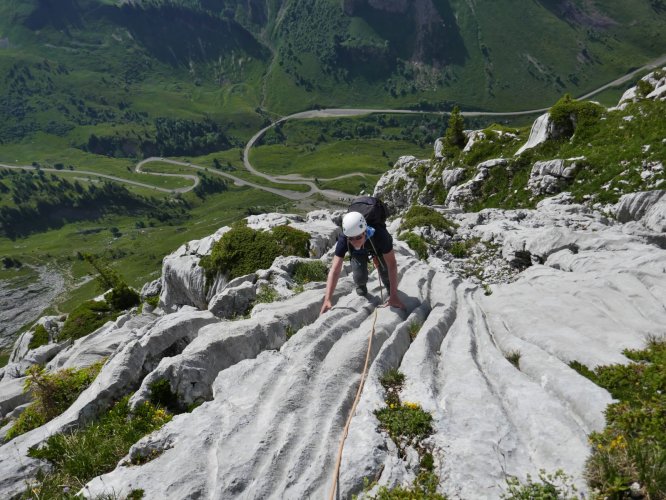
[443,105,466,154]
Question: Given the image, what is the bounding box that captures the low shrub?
[25,396,171,498]
[372,471,447,499]
[57,300,119,342]
[501,469,578,499]
[200,222,310,281]
[579,340,666,498]
[292,260,328,284]
[399,232,428,260]
[549,94,603,138]
[105,284,140,311]
[148,379,182,414]
[449,237,480,259]
[28,324,50,350]
[379,369,405,391]
[400,205,457,234]
[375,402,433,444]
[6,362,103,440]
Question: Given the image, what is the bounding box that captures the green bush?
[375,402,433,444]
[549,94,603,138]
[200,222,310,281]
[6,363,103,440]
[271,225,311,257]
[28,324,50,350]
[578,340,666,498]
[105,284,141,311]
[399,232,428,260]
[57,300,120,342]
[149,379,183,414]
[25,396,171,498]
[449,241,468,258]
[401,205,457,234]
[292,260,328,284]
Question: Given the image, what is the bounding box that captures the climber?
[319,197,405,315]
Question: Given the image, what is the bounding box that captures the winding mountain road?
[2,54,663,202]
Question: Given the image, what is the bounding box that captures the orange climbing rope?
[328,264,385,500]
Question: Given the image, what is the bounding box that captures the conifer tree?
[443,105,465,154]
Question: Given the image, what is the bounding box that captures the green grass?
[292,260,328,284]
[0,350,9,368]
[0,185,287,316]
[399,231,428,260]
[249,139,424,178]
[6,362,103,441]
[571,339,666,499]
[401,205,457,233]
[25,396,172,499]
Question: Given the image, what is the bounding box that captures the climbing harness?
[328,266,385,500]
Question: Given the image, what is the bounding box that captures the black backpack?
[348,196,389,227]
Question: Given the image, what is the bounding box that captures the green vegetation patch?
[256,285,279,304]
[292,260,328,285]
[571,339,666,499]
[400,205,457,234]
[375,402,434,444]
[6,362,103,441]
[501,469,579,500]
[57,300,120,342]
[200,222,310,281]
[28,324,50,350]
[549,94,604,139]
[399,231,428,260]
[25,396,172,499]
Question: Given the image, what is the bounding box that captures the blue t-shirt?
[334,225,393,258]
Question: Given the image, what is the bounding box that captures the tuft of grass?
[6,362,103,440]
[148,379,183,414]
[57,300,120,342]
[25,396,171,499]
[255,285,279,304]
[379,369,405,392]
[408,321,422,341]
[145,295,159,308]
[399,232,428,260]
[506,350,521,369]
[28,324,50,350]
[371,470,447,499]
[292,260,328,285]
[400,205,457,234]
[576,339,666,498]
[0,350,9,368]
[501,469,578,499]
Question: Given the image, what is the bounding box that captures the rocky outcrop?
[615,190,666,233]
[527,158,583,195]
[159,212,340,313]
[373,156,426,212]
[515,112,553,155]
[72,200,666,499]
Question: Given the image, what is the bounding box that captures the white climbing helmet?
[342,211,367,237]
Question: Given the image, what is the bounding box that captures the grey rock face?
[2,201,666,500]
[208,281,256,319]
[527,158,582,195]
[515,113,553,155]
[615,190,666,232]
[373,156,424,212]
